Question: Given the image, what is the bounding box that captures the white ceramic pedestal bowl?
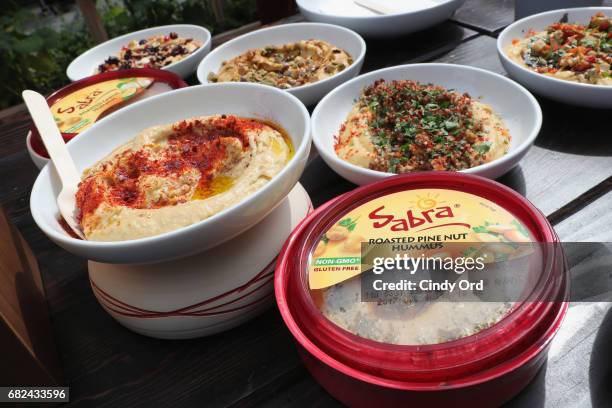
[89,183,313,339]
[30,83,311,264]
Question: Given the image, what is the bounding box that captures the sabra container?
[275,172,568,407]
[26,68,187,169]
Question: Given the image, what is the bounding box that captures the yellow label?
[51,77,153,134]
[308,188,532,289]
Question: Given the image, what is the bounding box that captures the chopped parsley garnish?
[359,79,491,172]
[475,142,492,155]
[338,217,359,231]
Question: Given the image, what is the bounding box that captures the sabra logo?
[368,205,455,231]
[56,89,103,114]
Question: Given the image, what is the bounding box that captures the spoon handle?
[353,0,392,14]
[23,90,81,188]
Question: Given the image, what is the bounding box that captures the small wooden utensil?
[22,90,84,239]
[354,0,436,14]
[354,0,395,14]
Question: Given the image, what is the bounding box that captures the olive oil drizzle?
[190,117,294,201]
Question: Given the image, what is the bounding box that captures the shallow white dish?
[67,24,212,81]
[498,7,612,108]
[196,23,366,106]
[30,83,311,264]
[311,63,542,186]
[296,0,465,38]
[89,183,312,339]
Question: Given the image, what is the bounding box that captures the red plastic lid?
[29,68,187,158]
[275,172,568,387]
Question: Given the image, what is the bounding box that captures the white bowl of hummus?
[196,23,366,106]
[311,63,542,186]
[67,24,212,81]
[296,0,465,38]
[30,83,311,264]
[498,7,612,108]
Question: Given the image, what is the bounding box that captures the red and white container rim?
[29,68,187,159]
[275,172,569,391]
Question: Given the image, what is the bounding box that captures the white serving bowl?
[89,183,313,339]
[311,63,542,186]
[67,24,212,81]
[296,0,465,38]
[25,131,47,170]
[196,23,366,106]
[30,83,311,264]
[498,7,612,108]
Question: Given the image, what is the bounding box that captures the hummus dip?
[75,115,292,241]
[506,12,611,85]
[97,32,202,73]
[314,276,511,346]
[207,39,353,89]
[335,79,510,173]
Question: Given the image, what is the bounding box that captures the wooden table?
[1,1,611,406]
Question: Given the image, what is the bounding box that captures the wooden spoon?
[354,0,435,15]
[23,90,84,239]
[353,0,395,14]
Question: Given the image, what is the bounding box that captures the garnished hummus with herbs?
[207,40,353,89]
[507,12,612,85]
[75,115,292,241]
[335,79,510,173]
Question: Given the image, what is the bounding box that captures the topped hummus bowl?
[30,83,311,264]
[498,7,612,108]
[196,23,366,106]
[67,24,212,81]
[311,64,542,185]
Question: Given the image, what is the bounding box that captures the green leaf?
[472,226,489,233]
[37,28,60,48]
[22,53,57,71]
[511,219,530,238]
[338,216,359,231]
[495,253,509,262]
[439,100,451,109]
[13,36,44,54]
[338,218,353,227]
[444,119,459,130]
[388,157,401,173]
[474,142,492,155]
[462,246,478,257]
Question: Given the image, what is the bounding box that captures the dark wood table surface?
[1,1,611,406]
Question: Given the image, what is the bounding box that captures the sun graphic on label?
[408,193,446,210]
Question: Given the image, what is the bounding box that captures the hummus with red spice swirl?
[75,115,292,241]
[335,79,510,173]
